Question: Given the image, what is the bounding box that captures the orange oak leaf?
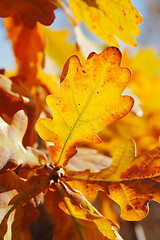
[37,47,134,168]
[4,16,45,89]
[0,170,49,239]
[0,110,46,173]
[69,0,143,46]
[65,139,160,221]
[0,0,57,28]
[45,182,122,240]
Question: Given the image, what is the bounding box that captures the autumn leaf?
[0,110,46,173]
[45,182,122,240]
[69,0,143,46]
[4,16,45,89]
[0,170,49,239]
[0,0,57,28]
[37,47,134,168]
[65,139,160,221]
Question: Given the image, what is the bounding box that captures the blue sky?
[0,0,159,70]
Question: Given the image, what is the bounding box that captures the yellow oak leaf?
[69,0,143,46]
[0,0,57,28]
[65,139,160,221]
[37,47,134,168]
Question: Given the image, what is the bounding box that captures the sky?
[0,0,160,70]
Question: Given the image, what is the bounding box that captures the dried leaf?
[0,110,46,173]
[65,139,160,221]
[37,47,134,167]
[0,0,57,28]
[69,0,143,46]
[0,170,49,239]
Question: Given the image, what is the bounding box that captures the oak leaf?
[69,0,143,46]
[0,110,46,173]
[0,0,57,28]
[0,170,49,239]
[37,47,134,168]
[65,139,160,221]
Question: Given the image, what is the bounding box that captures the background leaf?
[69,0,143,46]
[0,0,57,28]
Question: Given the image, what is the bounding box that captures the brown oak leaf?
[0,0,57,28]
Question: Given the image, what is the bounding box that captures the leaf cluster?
[0,1,160,240]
